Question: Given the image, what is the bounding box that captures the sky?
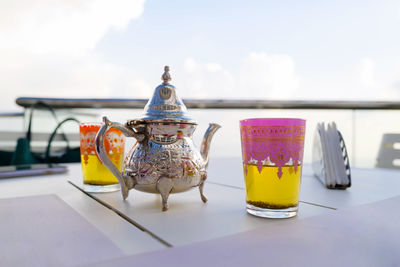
[1,0,400,110]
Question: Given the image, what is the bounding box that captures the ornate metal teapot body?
[95,67,220,211]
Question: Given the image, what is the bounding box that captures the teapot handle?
[95,116,145,199]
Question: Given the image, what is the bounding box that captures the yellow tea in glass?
[240,118,306,218]
[80,122,125,193]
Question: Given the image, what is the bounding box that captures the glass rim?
[240,118,306,127]
[79,122,102,127]
[240,118,305,122]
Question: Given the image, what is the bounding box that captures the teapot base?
[132,183,199,194]
[124,173,207,211]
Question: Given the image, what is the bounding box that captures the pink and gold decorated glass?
[240,118,306,218]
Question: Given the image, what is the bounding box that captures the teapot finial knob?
[162,65,171,85]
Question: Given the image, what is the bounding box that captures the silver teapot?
[95,66,220,211]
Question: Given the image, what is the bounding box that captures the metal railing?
[15,97,400,110]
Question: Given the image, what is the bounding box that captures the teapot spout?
[200,123,221,169]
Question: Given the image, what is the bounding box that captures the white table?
[207,157,400,209]
[0,169,166,261]
[1,157,400,266]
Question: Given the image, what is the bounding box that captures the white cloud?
[347,57,398,100]
[275,56,400,101]
[179,53,300,99]
[184,58,197,73]
[0,0,145,55]
[239,52,299,99]
[180,58,235,99]
[179,54,400,101]
[205,63,222,72]
[356,58,376,87]
[0,0,146,110]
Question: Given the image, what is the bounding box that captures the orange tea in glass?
[80,122,125,193]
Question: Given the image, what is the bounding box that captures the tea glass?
[79,122,125,193]
[239,118,306,218]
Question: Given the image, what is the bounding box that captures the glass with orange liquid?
[79,122,125,193]
[240,118,306,218]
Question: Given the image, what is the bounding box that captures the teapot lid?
[138,66,195,124]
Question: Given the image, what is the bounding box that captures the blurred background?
[1,0,400,168]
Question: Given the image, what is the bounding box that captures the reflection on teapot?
[95,66,220,211]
